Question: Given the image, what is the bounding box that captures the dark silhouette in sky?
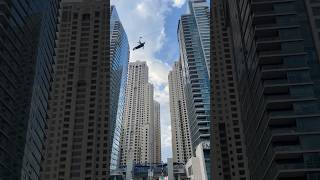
[133,37,145,50]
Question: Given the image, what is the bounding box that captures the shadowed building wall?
[0,0,60,179]
[40,0,111,179]
[210,0,250,179]
[224,0,320,179]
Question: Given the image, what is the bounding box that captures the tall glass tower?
[178,0,210,152]
[0,0,60,180]
[110,5,129,170]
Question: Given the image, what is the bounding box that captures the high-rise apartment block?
[217,0,320,179]
[169,61,193,164]
[40,0,111,179]
[110,5,129,170]
[0,0,60,179]
[119,61,161,166]
[153,101,162,164]
[210,0,250,179]
[178,0,210,152]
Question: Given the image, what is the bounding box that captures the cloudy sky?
[110,0,189,162]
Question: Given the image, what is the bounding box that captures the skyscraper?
[188,0,211,77]
[0,0,60,179]
[110,5,129,170]
[210,0,250,179]
[168,61,193,164]
[223,0,320,179]
[40,0,111,179]
[178,0,210,152]
[119,61,160,166]
[153,100,162,164]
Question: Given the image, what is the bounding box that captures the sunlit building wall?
[169,61,193,164]
[119,62,158,165]
[153,101,162,164]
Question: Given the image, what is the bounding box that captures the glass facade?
[189,1,211,77]
[0,0,60,179]
[178,0,210,152]
[110,6,129,170]
[226,0,320,179]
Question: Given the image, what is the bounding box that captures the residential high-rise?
[210,0,250,179]
[168,61,193,164]
[110,5,129,170]
[144,82,154,164]
[119,61,160,166]
[223,0,320,179]
[40,0,111,179]
[0,0,60,179]
[153,100,162,164]
[178,0,210,152]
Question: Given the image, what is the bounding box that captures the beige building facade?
[153,101,161,163]
[119,61,160,166]
[168,61,193,164]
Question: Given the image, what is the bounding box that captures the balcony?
[274,145,304,153]
[269,112,320,131]
[271,128,299,136]
[252,0,295,6]
[261,143,320,180]
[263,79,290,94]
[259,55,282,66]
[266,94,316,110]
[254,11,296,17]
[258,51,307,65]
[251,112,320,179]
[277,162,320,179]
[257,38,303,52]
[254,24,299,43]
[261,65,288,79]
[263,158,320,180]
[263,79,312,89]
[255,23,299,31]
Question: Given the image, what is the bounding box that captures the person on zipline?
[133,37,145,51]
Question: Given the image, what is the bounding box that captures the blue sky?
[110,0,188,162]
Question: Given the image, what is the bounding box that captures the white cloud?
[172,0,187,8]
[111,0,176,162]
